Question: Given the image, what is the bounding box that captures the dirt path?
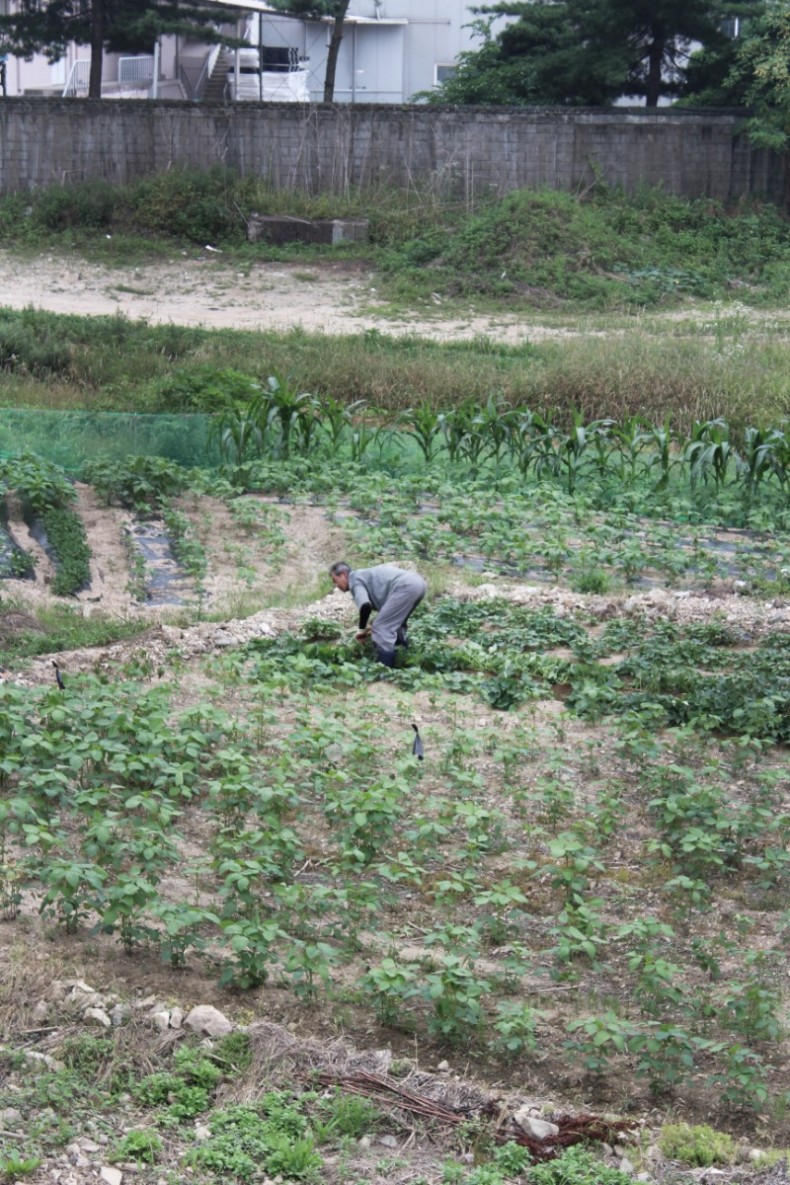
[0,248,583,343]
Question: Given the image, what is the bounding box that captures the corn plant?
[318,396,367,454]
[685,418,738,494]
[265,373,319,460]
[400,405,444,464]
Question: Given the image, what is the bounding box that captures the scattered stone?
[68,979,96,996]
[358,1136,371,1149]
[184,1005,233,1038]
[436,1060,450,1073]
[32,999,50,1023]
[379,1135,398,1148]
[84,1007,112,1028]
[110,1004,132,1027]
[22,1050,64,1072]
[101,1167,123,1185]
[512,1111,560,1141]
[0,1106,23,1125]
[194,1125,211,1142]
[170,1006,184,1029]
[151,1010,171,1032]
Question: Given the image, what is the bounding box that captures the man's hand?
[355,627,372,643]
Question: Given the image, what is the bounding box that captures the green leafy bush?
[32,180,116,231]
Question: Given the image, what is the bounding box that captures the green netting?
[0,409,221,473]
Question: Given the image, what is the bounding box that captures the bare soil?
[0,249,610,343]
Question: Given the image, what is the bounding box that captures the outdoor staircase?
[202,49,229,102]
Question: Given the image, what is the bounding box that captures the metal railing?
[62,59,90,97]
[192,43,222,101]
[118,55,154,90]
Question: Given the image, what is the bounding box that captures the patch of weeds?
[0,602,146,661]
[109,1129,163,1165]
[210,1030,253,1075]
[135,1071,212,1122]
[184,1095,322,1182]
[658,1123,736,1167]
[56,1033,113,1072]
[528,1145,637,1183]
[311,1089,382,1141]
[0,1151,42,1181]
[571,566,612,594]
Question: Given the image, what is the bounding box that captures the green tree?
[267,0,350,102]
[428,0,732,108]
[678,2,765,106]
[727,1,790,149]
[0,0,242,100]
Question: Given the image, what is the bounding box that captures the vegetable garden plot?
[0,514,33,580]
[125,520,191,606]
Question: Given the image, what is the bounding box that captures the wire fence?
[0,410,220,473]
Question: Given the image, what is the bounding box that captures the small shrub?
[32,180,116,231]
[658,1123,736,1167]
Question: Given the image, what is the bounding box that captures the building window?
[720,16,740,37]
[261,46,300,73]
[435,64,456,86]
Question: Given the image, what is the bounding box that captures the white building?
[0,0,504,103]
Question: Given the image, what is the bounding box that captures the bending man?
[330,562,427,668]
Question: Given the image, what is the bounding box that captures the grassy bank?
[0,171,789,313]
[1,307,789,430]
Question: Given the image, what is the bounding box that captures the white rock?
[0,1107,22,1125]
[151,1011,171,1032]
[100,1167,123,1185]
[212,629,235,647]
[512,1111,559,1141]
[436,1060,450,1072]
[110,1004,132,1027]
[379,1135,398,1148]
[194,1125,211,1142]
[358,1136,371,1149]
[32,1000,50,1023]
[84,1007,112,1028]
[24,1050,64,1071]
[184,1005,233,1037]
[170,1007,184,1029]
[619,1156,635,1174]
[68,979,96,995]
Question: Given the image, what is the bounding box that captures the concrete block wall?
[0,99,783,205]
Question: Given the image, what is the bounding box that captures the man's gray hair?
[329,561,351,578]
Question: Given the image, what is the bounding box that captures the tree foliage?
[0,0,242,99]
[427,0,746,108]
[727,1,790,150]
[266,0,351,102]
